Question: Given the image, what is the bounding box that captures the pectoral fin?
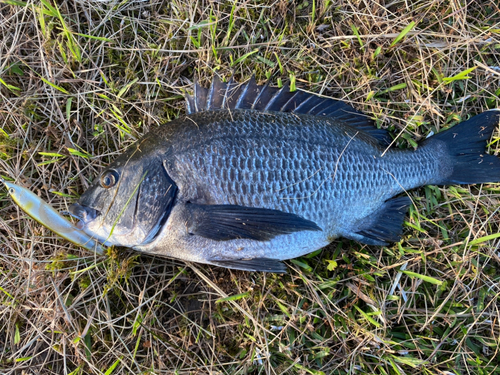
[186,202,321,241]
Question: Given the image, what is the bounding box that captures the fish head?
[70,140,177,247]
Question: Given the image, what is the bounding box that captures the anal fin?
[210,258,287,273]
[344,196,411,246]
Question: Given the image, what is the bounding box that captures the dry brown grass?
[1,0,500,374]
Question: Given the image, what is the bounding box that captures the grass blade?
[67,148,90,159]
[1,0,27,5]
[74,33,113,42]
[401,270,443,285]
[469,232,500,245]
[353,305,381,328]
[443,67,477,84]
[0,77,20,92]
[216,292,250,303]
[39,76,69,94]
[390,21,416,47]
[231,49,259,67]
[38,152,64,157]
[351,24,364,48]
[104,358,121,375]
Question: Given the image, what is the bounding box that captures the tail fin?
[426,110,500,184]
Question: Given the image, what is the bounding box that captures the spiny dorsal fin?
[185,76,392,145]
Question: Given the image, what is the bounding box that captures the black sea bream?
[69,78,500,272]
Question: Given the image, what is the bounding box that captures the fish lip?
[68,203,99,227]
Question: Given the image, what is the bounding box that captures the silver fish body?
[70,78,500,272]
[135,111,439,257]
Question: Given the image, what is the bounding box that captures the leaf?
[0,77,20,92]
[38,152,64,157]
[216,292,250,303]
[0,286,13,298]
[224,0,237,45]
[117,78,138,98]
[443,67,477,84]
[276,300,290,318]
[50,191,77,198]
[391,354,425,368]
[188,20,214,31]
[67,148,90,159]
[97,93,111,100]
[290,259,312,271]
[401,270,443,285]
[390,21,416,47]
[15,357,33,362]
[40,0,57,16]
[387,83,407,91]
[404,221,427,233]
[68,367,82,375]
[39,76,69,94]
[109,109,132,135]
[379,83,407,95]
[292,362,326,375]
[469,232,500,245]
[350,24,363,48]
[303,248,322,258]
[289,73,296,92]
[84,334,92,359]
[40,0,81,62]
[104,358,121,375]
[353,305,381,328]
[8,63,24,76]
[230,49,259,67]
[37,160,60,166]
[255,55,275,67]
[14,323,20,344]
[1,0,28,5]
[326,260,338,271]
[66,97,73,120]
[74,33,113,42]
[274,52,284,74]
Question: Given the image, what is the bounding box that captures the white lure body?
[2,179,105,254]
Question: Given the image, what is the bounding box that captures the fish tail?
[424,110,500,185]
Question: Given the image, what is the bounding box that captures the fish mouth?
[68,203,99,229]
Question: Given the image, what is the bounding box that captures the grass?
[1,0,500,374]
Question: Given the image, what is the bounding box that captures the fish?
[68,77,500,272]
[1,178,105,254]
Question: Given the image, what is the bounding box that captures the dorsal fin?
[185,77,392,145]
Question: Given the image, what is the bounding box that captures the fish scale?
[165,110,435,234]
[70,77,500,272]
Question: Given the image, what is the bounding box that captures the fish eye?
[100,170,120,189]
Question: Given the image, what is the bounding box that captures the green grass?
[1,0,500,374]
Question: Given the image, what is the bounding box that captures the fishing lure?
[1,178,105,254]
